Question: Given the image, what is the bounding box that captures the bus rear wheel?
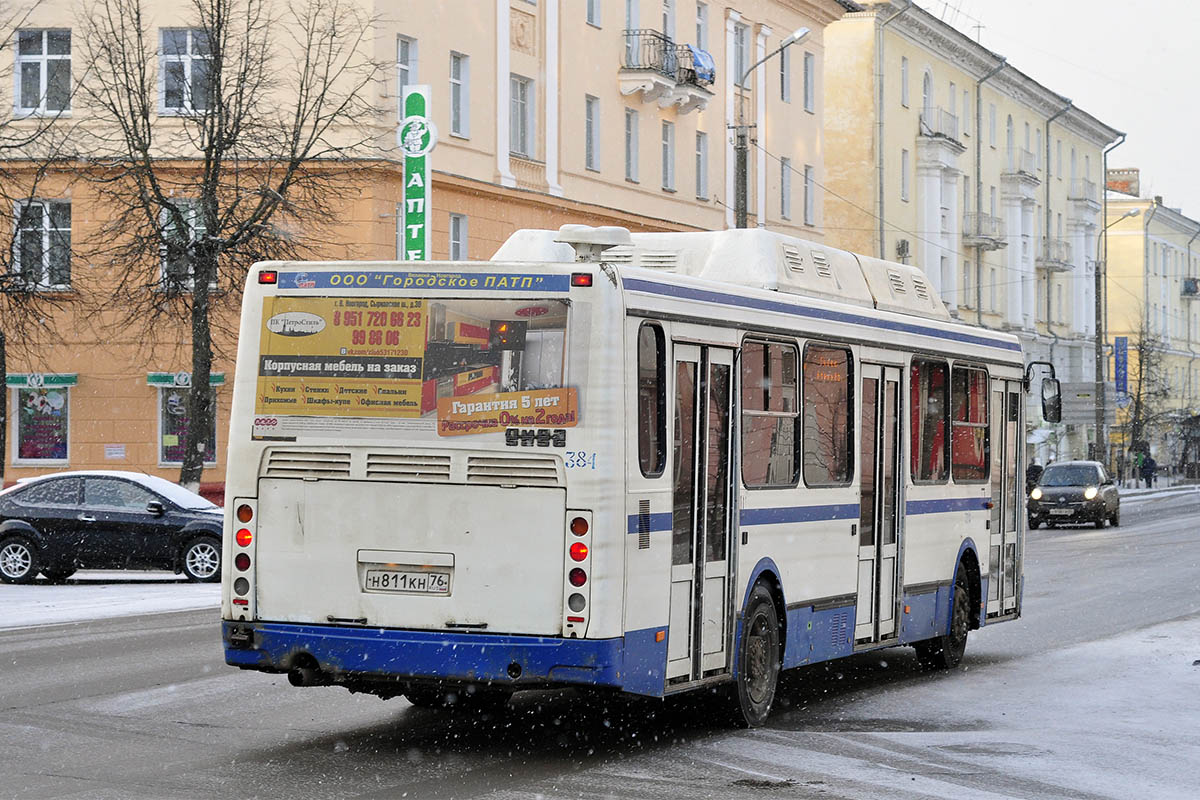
[914,568,971,670]
[729,583,781,728]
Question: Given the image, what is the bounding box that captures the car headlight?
[1030,487,1043,501]
[1084,486,1098,500]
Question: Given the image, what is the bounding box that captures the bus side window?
[802,343,854,486]
[741,340,799,487]
[911,359,950,483]
[637,323,666,477]
[951,366,990,483]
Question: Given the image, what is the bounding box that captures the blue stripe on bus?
[625,512,673,534]
[623,277,1021,352]
[906,496,990,514]
[739,503,860,526]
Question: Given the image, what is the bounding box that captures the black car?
[1027,460,1120,529]
[0,471,223,584]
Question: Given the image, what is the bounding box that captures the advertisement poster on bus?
[256,297,428,419]
[436,387,579,436]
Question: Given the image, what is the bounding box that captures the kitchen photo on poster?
[255,296,570,421]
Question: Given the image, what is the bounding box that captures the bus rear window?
[255,297,569,422]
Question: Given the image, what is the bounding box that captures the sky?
[928,0,1200,214]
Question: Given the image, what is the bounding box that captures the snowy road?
[1,489,1198,799]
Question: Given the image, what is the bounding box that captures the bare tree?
[1123,313,1173,463]
[0,4,78,483]
[74,0,384,488]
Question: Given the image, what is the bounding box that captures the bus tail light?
[570,517,589,536]
[229,498,258,621]
[570,272,593,287]
[236,528,253,547]
[235,553,251,571]
[569,542,588,561]
[236,504,254,523]
[258,269,278,284]
[568,568,587,587]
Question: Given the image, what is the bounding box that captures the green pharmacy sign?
[398,86,437,261]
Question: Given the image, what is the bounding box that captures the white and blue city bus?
[221,226,1059,725]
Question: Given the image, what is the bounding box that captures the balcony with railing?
[1036,237,1074,272]
[620,30,713,113]
[962,212,1007,250]
[918,107,960,143]
[1068,177,1101,212]
[1003,147,1038,177]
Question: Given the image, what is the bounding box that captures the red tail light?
[568,568,587,587]
[236,504,253,523]
[570,542,588,561]
[234,553,251,571]
[258,270,278,284]
[235,528,253,547]
[571,272,593,287]
[570,517,589,536]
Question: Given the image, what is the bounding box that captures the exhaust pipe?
[287,654,331,687]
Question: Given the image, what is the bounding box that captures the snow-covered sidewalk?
[0,571,219,629]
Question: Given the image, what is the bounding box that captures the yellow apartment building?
[1105,184,1200,473]
[2,0,857,494]
[823,1,1122,462]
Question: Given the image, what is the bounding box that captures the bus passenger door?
[667,344,734,682]
[988,381,1022,616]
[855,364,901,643]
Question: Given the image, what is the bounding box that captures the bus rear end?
[221,262,623,701]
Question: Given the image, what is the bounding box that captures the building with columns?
[822,1,1121,460]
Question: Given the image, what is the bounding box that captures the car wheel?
[914,567,971,670]
[41,567,77,583]
[1110,508,1120,527]
[1094,516,1105,529]
[0,536,40,584]
[1028,518,1040,530]
[182,537,221,582]
[728,582,781,728]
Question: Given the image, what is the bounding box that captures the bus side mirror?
[1041,378,1062,423]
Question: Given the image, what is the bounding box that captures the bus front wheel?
[729,583,781,728]
[914,568,971,669]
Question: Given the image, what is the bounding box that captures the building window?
[449,213,468,260]
[397,36,417,99]
[695,131,708,199]
[989,267,998,311]
[637,323,666,477]
[161,202,207,290]
[900,56,909,107]
[587,0,601,26]
[988,103,996,147]
[780,157,791,219]
[16,29,70,114]
[585,95,599,171]
[803,344,853,486]
[963,175,971,212]
[15,201,71,289]
[962,89,970,135]
[625,108,639,181]
[14,386,70,462]
[900,148,910,201]
[662,0,675,41]
[449,53,469,137]
[1037,128,1043,169]
[733,22,749,87]
[161,29,212,113]
[948,80,956,118]
[780,45,790,103]
[951,367,989,482]
[625,0,640,63]
[1056,139,1062,178]
[803,51,814,112]
[804,165,815,226]
[661,121,675,190]
[696,2,708,50]
[159,387,216,465]
[742,340,799,487]
[990,185,997,217]
[510,74,533,157]
[910,359,949,483]
[963,261,972,308]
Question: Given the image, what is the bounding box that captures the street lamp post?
[1094,206,1140,465]
[733,27,809,229]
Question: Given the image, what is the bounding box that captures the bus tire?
[914,567,971,670]
[729,583,781,728]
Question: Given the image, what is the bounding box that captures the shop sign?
[398,85,436,262]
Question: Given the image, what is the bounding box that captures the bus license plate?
[363,569,450,594]
[1049,509,1074,516]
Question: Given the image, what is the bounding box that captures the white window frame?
[661,120,675,190]
[11,386,71,466]
[901,148,910,202]
[988,103,996,147]
[510,74,534,157]
[14,199,71,290]
[449,213,468,260]
[804,164,815,226]
[733,22,749,87]
[695,130,708,199]
[900,56,909,107]
[159,28,212,115]
[780,46,790,103]
[803,51,814,113]
[449,52,469,138]
[159,201,211,291]
[780,157,791,219]
[696,2,708,51]
[662,0,675,41]
[397,35,417,118]
[962,89,970,135]
[625,108,639,182]
[158,386,217,467]
[963,261,972,308]
[587,0,601,27]
[15,29,71,115]
[585,95,599,171]
[990,267,998,311]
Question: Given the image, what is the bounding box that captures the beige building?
[1105,184,1200,472]
[3,0,856,493]
[823,1,1122,461]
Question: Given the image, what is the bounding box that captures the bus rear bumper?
[222,620,628,690]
